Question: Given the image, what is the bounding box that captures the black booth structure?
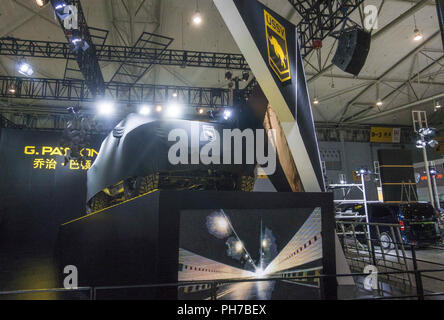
[57,190,336,300]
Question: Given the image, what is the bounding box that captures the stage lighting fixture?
[225,71,232,81]
[430,168,439,176]
[223,109,232,120]
[435,102,442,111]
[71,30,82,45]
[356,167,371,176]
[428,139,439,148]
[262,239,268,248]
[313,97,319,105]
[35,0,49,7]
[413,28,423,41]
[416,139,427,148]
[155,105,162,113]
[54,1,66,10]
[376,99,383,107]
[97,101,115,115]
[172,91,178,98]
[242,71,250,82]
[419,127,436,137]
[8,83,16,94]
[198,108,204,114]
[166,103,182,118]
[17,61,34,76]
[139,105,151,116]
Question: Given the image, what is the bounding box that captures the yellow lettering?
[24,146,35,155]
[50,147,63,156]
[42,146,53,155]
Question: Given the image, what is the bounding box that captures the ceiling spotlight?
[97,101,115,115]
[242,71,250,82]
[155,105,162,112]
[139,105,151,116]
[435,102,441,110]
[172,91,178,98]
[198,108,205,114]
[192,10,202,25]
[8,83,16,94]
[166,103,182,118]
[313,97,319,105]
[35,0,49,7]
[376,99,383,107]
[17,61,34,77]
[223,109,232,120]
[413,28,423,41]
[225,71,233,81]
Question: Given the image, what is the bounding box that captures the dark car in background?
[337,202,441,250]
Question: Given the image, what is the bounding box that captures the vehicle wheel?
[87,191,110,213]
[238,175,255,192]
[138,173,160,195]
[380,232,395,252]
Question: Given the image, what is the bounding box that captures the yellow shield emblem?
[264,9,291,82]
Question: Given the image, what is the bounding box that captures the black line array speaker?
[331,27,371,76]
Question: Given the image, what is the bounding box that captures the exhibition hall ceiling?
[0,0,443,126]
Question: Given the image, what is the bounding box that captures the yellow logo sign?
[264,9,291,82]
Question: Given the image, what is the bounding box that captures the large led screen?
[178,207,323,300]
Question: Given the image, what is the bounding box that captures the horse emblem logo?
[264,9,291,82]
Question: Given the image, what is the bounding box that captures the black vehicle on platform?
[86,113,257,213]
[337,202,441,250]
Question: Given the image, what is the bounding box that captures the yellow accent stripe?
[382,182,416,185]
[257,175,268,179]
[61,189,159,226]
[380,165,414,168]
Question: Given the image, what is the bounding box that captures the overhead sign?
[213,0,325,193]
[264,9,291,82]
[370,127,401,143]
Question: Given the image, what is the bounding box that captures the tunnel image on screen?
[178,207,323,300]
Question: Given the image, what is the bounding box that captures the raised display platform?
[56,190,336,299]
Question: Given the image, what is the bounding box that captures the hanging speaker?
[331,27,371,76]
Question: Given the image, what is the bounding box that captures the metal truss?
[49,0,105,97]
[289,0,365,57]
[0,38,249,71]
[0,76,230,108]
[110,32,173,84]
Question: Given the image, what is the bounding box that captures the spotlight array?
[415,127,438,149]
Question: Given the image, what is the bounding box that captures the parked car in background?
[337,202,441,250]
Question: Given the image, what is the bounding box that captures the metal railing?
[1,266,444,300]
